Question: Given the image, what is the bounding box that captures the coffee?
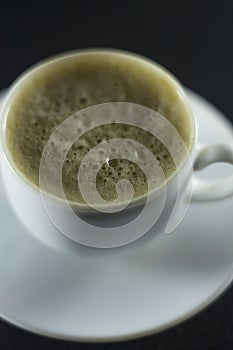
[6,52,191,204]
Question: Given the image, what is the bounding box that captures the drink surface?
[6,53,191,204]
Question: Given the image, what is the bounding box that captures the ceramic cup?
[0,50,233,249]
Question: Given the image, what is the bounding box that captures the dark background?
[0,0,233,349]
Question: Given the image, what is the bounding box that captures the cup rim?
[0,48,197,211]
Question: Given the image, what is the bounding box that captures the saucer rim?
[1,273,233,343]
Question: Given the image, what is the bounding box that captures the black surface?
[0,1,233,349]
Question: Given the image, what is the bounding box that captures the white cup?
[0,50,233,250]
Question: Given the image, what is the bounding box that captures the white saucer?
[0,89,233,342]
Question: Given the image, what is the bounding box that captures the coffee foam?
[6,53,190,204]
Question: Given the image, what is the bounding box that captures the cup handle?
[192,143,233,201]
